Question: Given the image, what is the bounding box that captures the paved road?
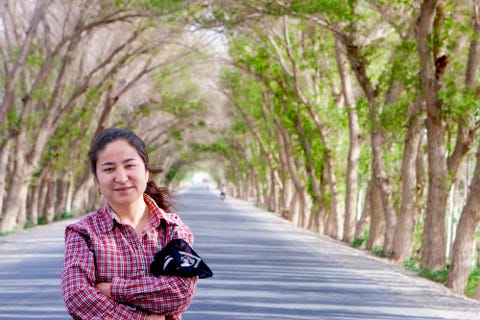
[1,186,480,319]
[0,217,69,318]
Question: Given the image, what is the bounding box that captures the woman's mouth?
[114,186,133,192]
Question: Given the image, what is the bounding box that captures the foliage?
[165,162,184,185]
[61,211,75,220]
[371,245,385,257]
[466,268,480,298]
[0,225,21,237]
[24,220,36,229]
[352,229,369,248]
[419,266,450,285]
[404,257,419,272]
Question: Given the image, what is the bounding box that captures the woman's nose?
[114,169,128,183]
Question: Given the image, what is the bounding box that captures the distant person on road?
[219,184,226,200]
[61,128,197,320]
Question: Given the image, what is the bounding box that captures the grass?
[466,268,480,298]
[371,245,385,257]
[0,210,75,236]
[404,257,419,271]
[0,224,21,236]
[419,266,449,284]
[352,229,369,248]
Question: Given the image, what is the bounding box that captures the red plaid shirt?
[61,194,197,319]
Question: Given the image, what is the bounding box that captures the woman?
[61,128,197,319]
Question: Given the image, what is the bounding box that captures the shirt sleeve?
[111,275,197,315]
[61,227,148,320]
[110,220,198,315]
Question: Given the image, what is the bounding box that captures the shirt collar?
[96,194,178,233]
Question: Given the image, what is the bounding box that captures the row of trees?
[0,1,222,233]
[197,0,480,298]
[2,0,480,300]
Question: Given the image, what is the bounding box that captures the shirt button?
[139,269,146,276]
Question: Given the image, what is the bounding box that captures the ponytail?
[145,179,176,212]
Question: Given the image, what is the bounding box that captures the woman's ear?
[93,177,101,195]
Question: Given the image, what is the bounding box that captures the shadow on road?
[179,186,480,320]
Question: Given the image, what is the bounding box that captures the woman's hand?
[95,282,112,298]
[146,314,165,320]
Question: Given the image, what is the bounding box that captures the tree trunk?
[0,172,30,232]
[324,162,341,239]
[45,179,56,223]
[28,167,49,225]
[392,101,425,264]
[298,103,341,236]
[446,146,480,294]
[445,1,480,292]
[417,0,448,271]
[38,174,50,221]
[56,175,69,219]
[29,183,40,226]
[367,177,385,250]
[421,89,448,271]
[345,38,396,255]
[0,134,33,232]
[272,22,334,232]
[0,141,11,218]
[335,36,360,244]
[477,242,480,269]
[447,0,480,183]
[71,177,95,216]
[275,120,306,226]
[315,202,326,235]
[65,171,74,214]
[286,145,306,226]
[289,191,301,227]
[294,117,322,229]
[355,184,370,240]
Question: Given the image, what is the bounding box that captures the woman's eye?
[103,167,114,172]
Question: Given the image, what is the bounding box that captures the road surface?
[0,185,479,319]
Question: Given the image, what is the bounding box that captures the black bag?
[150,238,213,279]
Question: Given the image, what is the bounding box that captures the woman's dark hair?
[88,128,175,212]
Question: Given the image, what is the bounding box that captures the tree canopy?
[2,0,480,299]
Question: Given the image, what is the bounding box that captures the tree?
[0,0,214,232]
[446,0,480,294]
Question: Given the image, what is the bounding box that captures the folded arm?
[61,228,149,319]
[110,274,197,315]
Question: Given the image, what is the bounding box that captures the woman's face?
[95,139,149,210]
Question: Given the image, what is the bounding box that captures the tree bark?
[367,177,385,250]
[446,0,480,292]
[392,100,425,264]
[295,118,321,229]
[345,39,396,254]
[354,184,370,241]
[277,124,307,227]
[0,141,11,219]
[269,23,329,231]
[335,36,359,243]
[0,134,33,232]
[417,0,448,271]
[446,145,480,294]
